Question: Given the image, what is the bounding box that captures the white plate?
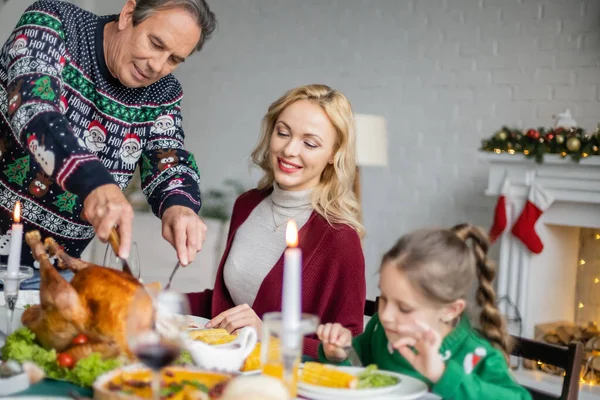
[298,366,428,400]
[1,398,71,400]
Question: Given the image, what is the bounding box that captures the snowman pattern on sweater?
[27,133,55,176]
[0,230,12,256]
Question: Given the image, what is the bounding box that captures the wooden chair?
[511,335,583,400]
[364,296,379,317]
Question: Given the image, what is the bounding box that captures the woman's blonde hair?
[381,224,512,361]
[250,84,364,237]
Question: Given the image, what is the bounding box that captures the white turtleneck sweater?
[223,184,314,307]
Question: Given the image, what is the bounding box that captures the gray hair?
[123,0,216,53]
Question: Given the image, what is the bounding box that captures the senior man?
[0,0,216,286]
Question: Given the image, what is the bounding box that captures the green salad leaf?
[176,350,192,365]
[2,327,121,387]
[356,364,399,389]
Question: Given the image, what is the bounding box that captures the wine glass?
[0,265,34,335]
[126,287,189,400]
[103,242,141,279]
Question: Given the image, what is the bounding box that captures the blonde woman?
[186,84,366,357]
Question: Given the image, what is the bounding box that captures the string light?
[494,148,501,154]
[580,259,587,265]
[594,278,599,284]
[596,233,600,240]
[579,302,585,309]
[524,150,530,155]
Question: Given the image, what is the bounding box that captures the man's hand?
[83,184,134,258]
[161,206,207,266]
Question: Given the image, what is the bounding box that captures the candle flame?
[286,219,298,248]
[13,201,21,223]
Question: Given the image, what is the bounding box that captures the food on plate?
[240,337,281,372]
[1,231,161,386]
[300,363,399,390]
[21,231,154,360]
[240,342,261,372]
[220,375,290,400]
[96,366,232,400]
[2,327,120,387]
[300,362,358,389]
[356,364,399,389]
[189,329,237,345]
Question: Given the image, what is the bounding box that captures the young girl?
[317,223,531,399]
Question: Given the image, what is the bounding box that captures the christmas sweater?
[0,0,201,267]
[319,314,532,400]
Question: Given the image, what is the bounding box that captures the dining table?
[2,299,440,400]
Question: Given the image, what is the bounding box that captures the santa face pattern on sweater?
[0,1,202,267]
[82,121,107,153]
[8,35,29,58]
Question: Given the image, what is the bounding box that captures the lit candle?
[6,201,23,292]
[282,220,301,348]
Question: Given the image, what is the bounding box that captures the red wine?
[135,343,180,370]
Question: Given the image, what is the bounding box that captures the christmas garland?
[480,126,600,164]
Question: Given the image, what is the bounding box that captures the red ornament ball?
[527,129,540,140]
[545,133,555,141]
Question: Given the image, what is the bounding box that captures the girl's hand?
[206,304,262,336]
[316,323,353,363]
[391,321,445,383]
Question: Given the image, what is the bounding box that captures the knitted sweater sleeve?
[304,227,366,358]
[3,1,114,200]
[431,348,532,400]
[140,88,201,217]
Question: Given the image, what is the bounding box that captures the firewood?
[543,333,561,344]
[522,359,537,370]
[556,326,573,345]
[591,356,600,371]
[585,338,596,351]
[541,364,563,375]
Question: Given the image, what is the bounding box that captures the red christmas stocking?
[511,183,554,254]
[489,177,511,243]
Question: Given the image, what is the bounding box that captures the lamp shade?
[354,114,388,167]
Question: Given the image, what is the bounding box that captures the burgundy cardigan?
[186,188,366,358]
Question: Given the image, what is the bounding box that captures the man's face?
[110,2,201,88]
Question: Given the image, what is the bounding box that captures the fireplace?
[481,152,600,399]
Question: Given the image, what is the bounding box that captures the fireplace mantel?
[480,152,600,398]
[481,153,600,229]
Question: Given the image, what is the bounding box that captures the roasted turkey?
[21,231,155,362]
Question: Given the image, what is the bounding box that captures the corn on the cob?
[189,329,236,345]
[241,342,261,372]
[300,362,358,389]
[189,328,229,338]
[241,338,281,372]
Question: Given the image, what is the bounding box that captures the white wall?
[3,0,600,299]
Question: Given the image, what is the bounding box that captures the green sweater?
[319,314,532,400]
